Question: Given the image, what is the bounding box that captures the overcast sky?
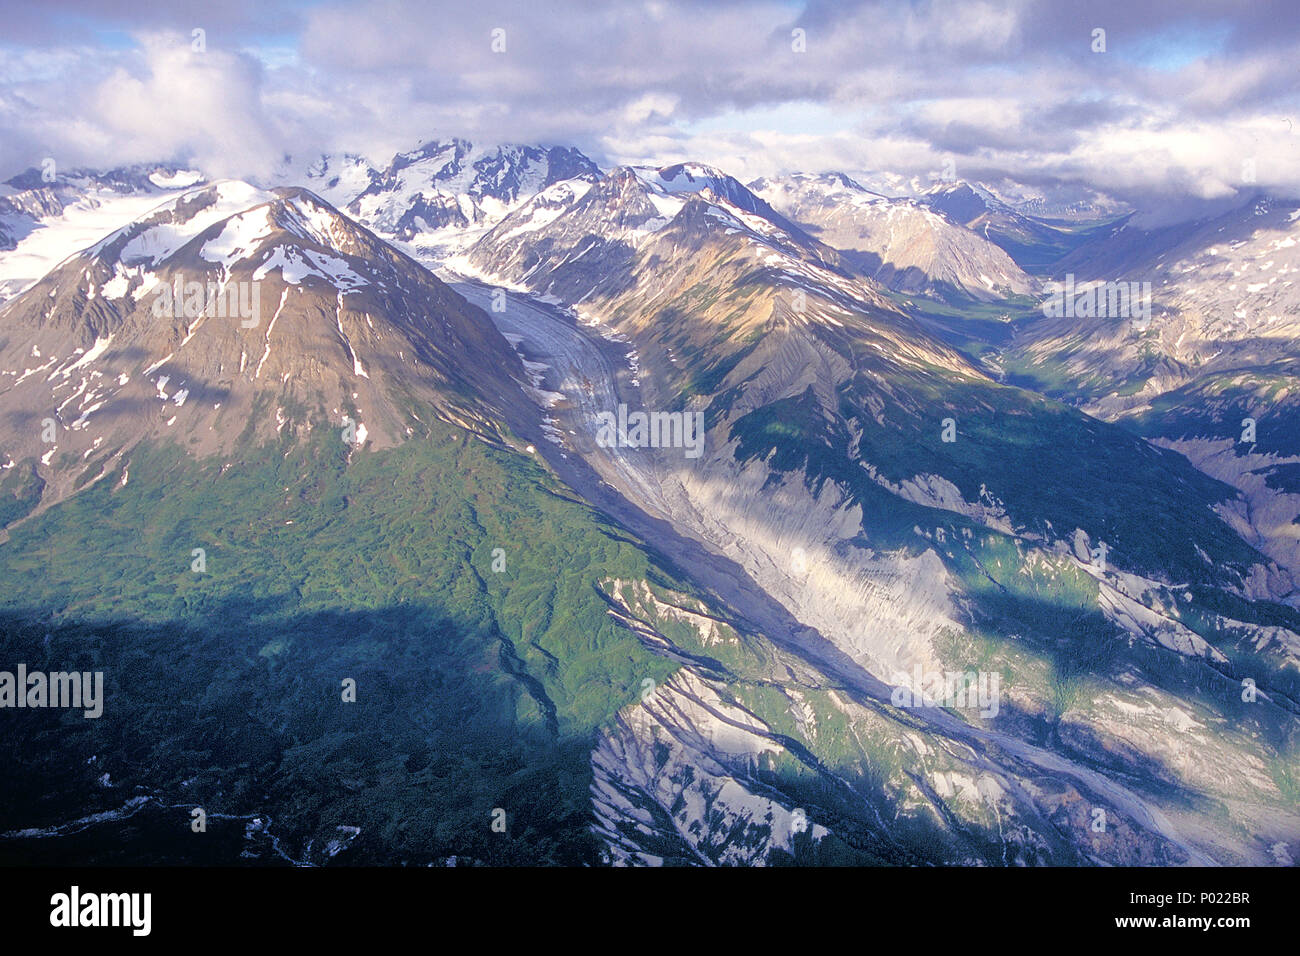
[2,0,1297,219]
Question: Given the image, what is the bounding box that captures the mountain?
[1013,195,1300,407]
[0,179,527,520]
[0,355,712,866]
[923,181,1112,272]
[464,163,866,301]
[1006,193,1300,597]
[2,148,1299,868]
[0,164,1185,868]
[0,175,737,866]
[279,139,602,262]
[979,179,1131,223]
[0,164,205,302]
[457,157,1300,865]
[751,173,1037,301]
[0,141,602,307]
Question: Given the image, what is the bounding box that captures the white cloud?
[1,1,1297,218]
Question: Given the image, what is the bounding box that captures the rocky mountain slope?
[1,148,1297,868]
[1007,194,1300,599]
[0,164,205,303]
[276,139,602,263]
[454,159,1300,864]
[0,179,527,523]
[752,173,1038,301]
[923,181,1111,272]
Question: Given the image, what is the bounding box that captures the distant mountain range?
[751,173,1038,301]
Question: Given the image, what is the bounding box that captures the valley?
[0,140,1297,868]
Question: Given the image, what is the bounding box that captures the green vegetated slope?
[727,351,1300,798]
[575,221,1298,809]
[0,416,681,865]
[598,578,1162,865]
[732,355,1262,580]
[1123,367,1300,458]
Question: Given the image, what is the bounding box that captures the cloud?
[1,0,1297,218]
[1,31,300,179]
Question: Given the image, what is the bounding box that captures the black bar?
[0,865,1284,943]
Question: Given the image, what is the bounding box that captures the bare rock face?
[1152,437,1300,603]
[592,667,827,866]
